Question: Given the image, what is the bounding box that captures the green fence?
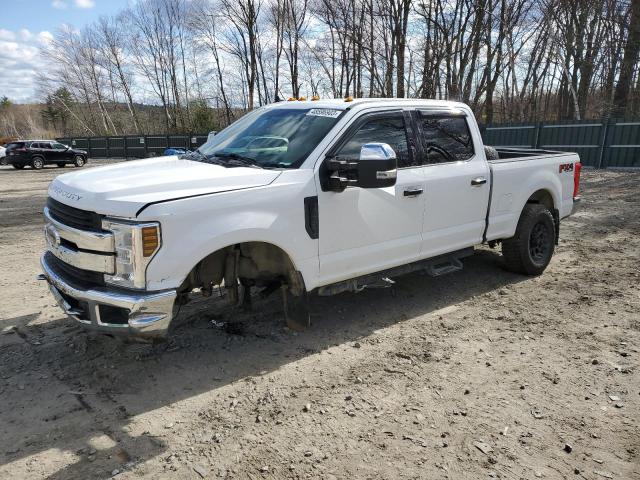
[56,133,210,160]
[59,120,640,168]
[481,119,640,168]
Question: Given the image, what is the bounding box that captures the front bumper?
[39,253,176,340]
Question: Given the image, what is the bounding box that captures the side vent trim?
[304,196,319,239]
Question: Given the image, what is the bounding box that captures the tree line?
[2,0,640,138]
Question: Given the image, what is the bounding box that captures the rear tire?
[12,164,25,170]
[502,204,555,275]
[73,155,85,167]
[56,162,66,168]
[31,157,44,170]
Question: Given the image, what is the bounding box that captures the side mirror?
[357,143,397,188]
[325,142,398,191]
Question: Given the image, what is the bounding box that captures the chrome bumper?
[39,254,176,340]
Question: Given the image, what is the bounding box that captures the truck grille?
[44,251,105,287]
[47,197,103,232]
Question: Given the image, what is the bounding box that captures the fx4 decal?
[559,163,574,173]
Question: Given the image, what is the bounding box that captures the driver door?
[316,110,426,286]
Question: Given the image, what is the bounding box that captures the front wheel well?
[180,241,305,298]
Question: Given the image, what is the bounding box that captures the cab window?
[337,114,413,168]
[418,114,474,163]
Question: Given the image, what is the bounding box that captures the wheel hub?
[529,222,550,263]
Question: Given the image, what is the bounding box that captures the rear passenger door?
[415,110,490,258]
[39,142,55,162]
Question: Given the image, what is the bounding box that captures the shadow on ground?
[0,249,527,478]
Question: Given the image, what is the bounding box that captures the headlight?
[102,219,161,289]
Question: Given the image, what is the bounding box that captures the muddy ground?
[0,161,638,480]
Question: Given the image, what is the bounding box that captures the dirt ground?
[0,160,638,480]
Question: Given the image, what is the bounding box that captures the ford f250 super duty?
[39,99,582,340]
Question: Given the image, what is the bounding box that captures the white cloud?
[19,29,34,41]
[38,31,55,45]
[0,29,54,103]
[74,0,95,8]
[52,0,68,9]
[0,29,16,41]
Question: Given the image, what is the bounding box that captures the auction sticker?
[306,109,342,118]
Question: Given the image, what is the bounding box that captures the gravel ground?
[0,161,638,480]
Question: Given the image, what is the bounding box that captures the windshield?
[190,107,343,169]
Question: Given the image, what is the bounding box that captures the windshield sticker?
[306,108,342,118]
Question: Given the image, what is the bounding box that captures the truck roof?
[263,98,469,112]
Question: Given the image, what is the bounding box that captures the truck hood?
[48,156,282,218]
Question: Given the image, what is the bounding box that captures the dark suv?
[5,140,88,170]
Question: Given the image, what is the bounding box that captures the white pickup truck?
[39,99,582,340]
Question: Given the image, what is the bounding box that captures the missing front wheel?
[282,285,310,330]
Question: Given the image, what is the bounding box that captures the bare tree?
[613,0,640,117]
[19,0,640,139]
[221,0,263,109]
[283,0,309,98]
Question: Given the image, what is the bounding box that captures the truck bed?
[484,148,580,243]
[489,147,571,163]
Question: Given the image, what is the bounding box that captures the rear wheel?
[12,164,25,170]
[31,157,44,170]
[502,204,555,275]
[73,155,85,167]
[56,162,66,168]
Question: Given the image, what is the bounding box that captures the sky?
[0,0,130,102]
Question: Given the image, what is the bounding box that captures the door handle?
[403,188,424,197]
[471,177,487,186]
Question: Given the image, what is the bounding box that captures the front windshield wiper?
[260,161,293,169]
[180,149,227,166]
[212,151,263,169]
[180,149,207,161]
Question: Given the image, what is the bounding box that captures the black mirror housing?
[357,143,398,188]
[324,143,398,191]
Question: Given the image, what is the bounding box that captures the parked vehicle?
[207,131,217,143]
[5,140,88,170]
[0,145,6,165]
[39,99,581,341]
[163,147,190,156]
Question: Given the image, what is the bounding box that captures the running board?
[316,248,473,296]
[425,257,464,276]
